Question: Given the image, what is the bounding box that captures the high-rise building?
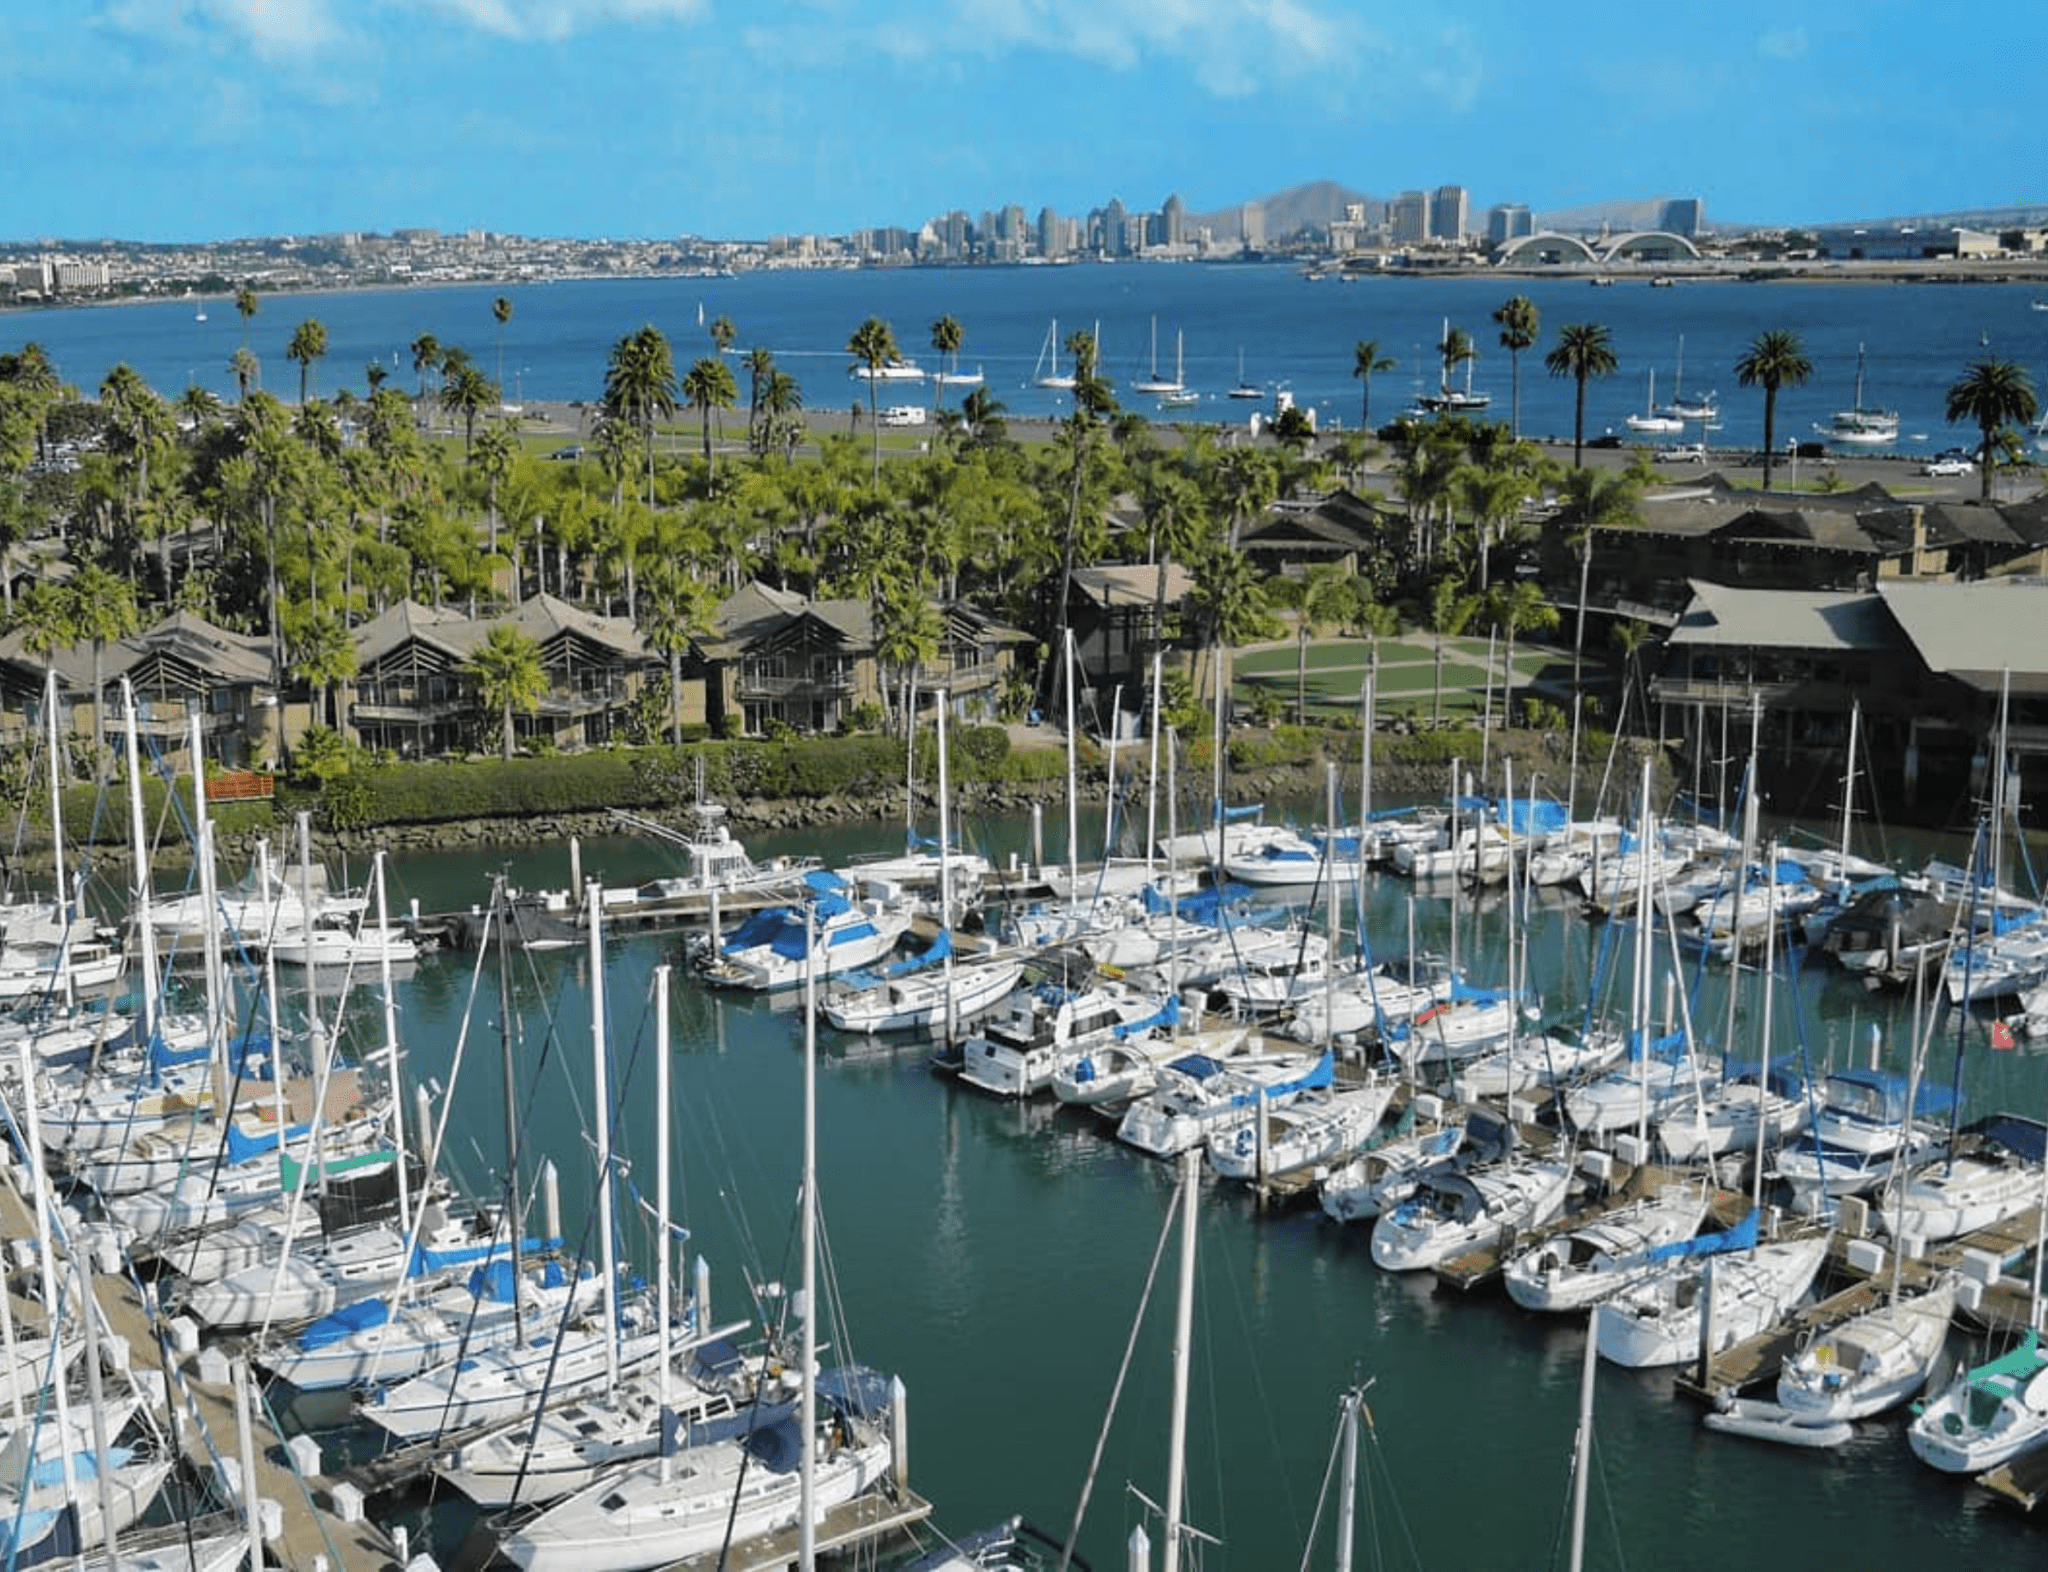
[1430,185,1469,244]
[1241,201,1266,252]
[1389,190,1428,244]
[1160,193,1187,249]
[1487,203,1534,244]
[1659,197,1706,237]
[1037,206,1063,259]
[1101,197,1129,258]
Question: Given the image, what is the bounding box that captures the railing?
[205,771,274,802]
[736,672,855,699]
[1648,677,1802,707]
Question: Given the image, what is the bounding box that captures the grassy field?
[1232,635,1559,719]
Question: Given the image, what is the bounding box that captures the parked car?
[1656,443,1709,464]
[1920,456,1974,477]
[547,444,585,461]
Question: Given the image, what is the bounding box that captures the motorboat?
[953,974,1172,1098]
[697,871,916,992]
[1368,1149,1573,1272]
[1115,1046,1334,1158]
[1907,1329,2048,1473]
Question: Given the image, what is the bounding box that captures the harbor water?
[255,805,2048,1571]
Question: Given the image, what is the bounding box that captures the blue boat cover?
[1646,1207,1759,1264]
[298,1296,391,1351]
[1112,994,1179,1039]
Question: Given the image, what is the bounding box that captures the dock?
[0,1175,403,1570]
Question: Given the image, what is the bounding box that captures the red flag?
[1992,1019,2017,1051]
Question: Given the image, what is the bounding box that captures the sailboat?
[1416,317,1489,412]
[1133,316,1184,395]
[1228,345,1262,400]
[1624,368,1684,434]
[1667,335,1718,423]
[494,900,902,1572]
[1822,344,1900,445]
[1033,318,1075,390]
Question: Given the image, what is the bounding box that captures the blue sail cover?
[1623,1028,1688,1064]
[1217,802,1265,823]
[224,1117,315,1166]
[1143,881,1251,919]
[297,1296,390,1351]
[1645,1208,1759,1264]
[1226,1050,1334,1110]
[1112,993,1180,1039]
[721,907,792,952]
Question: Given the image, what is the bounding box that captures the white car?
[1656,443,1708,464]
[1920,456,1974,477]
[879,405,929,427]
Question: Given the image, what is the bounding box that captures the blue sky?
[0,1,2029,243]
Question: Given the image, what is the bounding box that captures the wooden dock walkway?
[0,1175,403,1570]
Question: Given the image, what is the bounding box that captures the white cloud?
[415,0,711,41]
[935,0,1376,96]
[102,0,346,59]
[1758,27,1807,61]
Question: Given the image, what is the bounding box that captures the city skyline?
[2,4,2036,247]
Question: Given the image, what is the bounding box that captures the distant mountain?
[1191,181,1373,243]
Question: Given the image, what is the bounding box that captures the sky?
[0,1,2032,244]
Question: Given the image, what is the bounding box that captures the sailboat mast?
[587,879,619,1391]
[656,961,674,1435]
[800,902,820,1568]
[495,875,524,1339]
[1567,1307,1598,1572]
[1162,1148,1198,1572]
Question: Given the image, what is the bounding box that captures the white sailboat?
[494,898,901,1572]
[1228,345,1262,399]
[1821,343,1900,446]
[1133,316,1184,395]
[1032,318,1074,389]
[1624,368,1684,434]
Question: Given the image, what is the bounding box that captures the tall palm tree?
[1437,324,1476,401]
[1287,562,1357,723]
[708,314,737,359]
[1945,358,2039,502]
[637,557,716,744]
[1558,464,1642,697]
[930,314,964,419]
[228,347,260,403]
[410,332,442,425]
[439,359,498,461]
[462,623,548,759]
[742,346,776,454]
[67,562,141,780]
[846,316,900,481]
[1733,328,1812,491]
[234,285,258,347]
[492,295,514,395]
[1544,323,1619,469]
[1484,579,1560,728]
[1492,296,1541,440]
[681,356,739,470]
[1351,339,1395,433]
[285,318,328,406]
[603,325,678,507]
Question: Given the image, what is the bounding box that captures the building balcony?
[1650,677,1804,709]
[737,672,855,700]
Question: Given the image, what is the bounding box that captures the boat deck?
[661,1482,934,1569]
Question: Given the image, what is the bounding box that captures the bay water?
[11,264,2047,459]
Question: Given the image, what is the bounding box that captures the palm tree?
[1351,339,1395,433]
[742,346,776,453]
[1484,579,1560,728]
[1544,323,1619,469]
[637,557,716,744]
[1945,358,2039,502]
[1437,324,1476,401]
[1493,296,1541,440]
[67,562,141,780]
[603,326,678,507]
[681,356,739,470]
[708,314,738,359]
[846,316,900,481]
[1558,464,1642,697]
[286,318,328,406]
[410,332,442,425]
[462,623,548,759]
[227,347,260,403]
[492,295,514,394]
[1733,328,1813,491]
[1287,563,1357,723]
[761,369,806,460]
[439,359,498,461]
[930,314,964,419]
[234,285,258,346]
